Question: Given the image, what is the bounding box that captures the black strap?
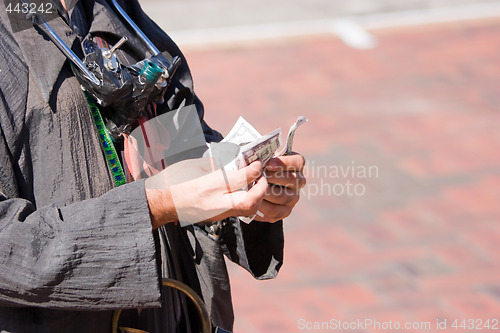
[49,0,70,24]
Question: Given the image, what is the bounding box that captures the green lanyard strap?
[84,91,127,187]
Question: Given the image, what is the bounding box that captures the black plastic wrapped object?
[76,37,181,140]
[22,0,182,141]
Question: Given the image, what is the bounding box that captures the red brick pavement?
[184,18,500,333]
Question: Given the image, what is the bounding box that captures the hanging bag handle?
[111,278,212,333]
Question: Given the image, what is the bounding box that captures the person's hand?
[145,159,268,229]
[254,153,306,223]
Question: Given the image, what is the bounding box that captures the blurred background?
[140,0,500,332]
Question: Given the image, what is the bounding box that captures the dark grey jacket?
[0,1,284,332]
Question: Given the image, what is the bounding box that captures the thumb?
[226,161,263,192]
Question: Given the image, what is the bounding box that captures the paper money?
[277,116,308,156]
[237,129,280,223]
[237,129,281,169]
[222,117,280,170]
[222,116,262,146]
[218,116,306,223]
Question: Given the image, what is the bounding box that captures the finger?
[165,157,215,186]
[266,154,306,172]
[224,161,263,192]
[263,184,300,206]
[248,175,269,202]
[254,200,292,223]
[229,176,268,216]
[265,171,306,189]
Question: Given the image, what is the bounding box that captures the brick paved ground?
[184,18,500,333]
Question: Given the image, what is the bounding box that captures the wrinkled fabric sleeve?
[0,124,160,309]
[0,122,161,309]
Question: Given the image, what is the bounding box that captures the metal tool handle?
[110,0,160,56]
[23,0,101,85]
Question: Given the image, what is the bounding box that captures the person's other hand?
[254,153,306,223]
[145,159,268,228]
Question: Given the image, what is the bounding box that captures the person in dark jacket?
[0,0,305,332]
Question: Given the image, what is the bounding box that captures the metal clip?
[102,36,128,71]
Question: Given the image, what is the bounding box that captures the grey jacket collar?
[13,12,77,102]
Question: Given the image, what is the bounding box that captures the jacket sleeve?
[219,218,284,280]
[0,105,161,310]
[0,15,161,310]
